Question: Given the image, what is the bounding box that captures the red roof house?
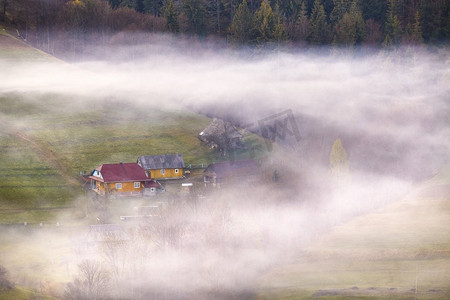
[88,163,151,197]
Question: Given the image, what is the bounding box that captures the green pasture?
[0,91,267,223]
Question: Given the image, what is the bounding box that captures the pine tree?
[332,0,364,46]
[272,3,286,42]
[295,1,310,41]
[383,0,402,46]
[228,0,254,44]
[349,0,365,44]
[330,0,350,25]
[334,12,355,46]
[309,0,329,44]
[410,10,423,44]
[163,0,179,33]
[182,0,207,35]
[253,0,284,44]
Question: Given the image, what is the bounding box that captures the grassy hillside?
[0,31,266,223]
[0,90,265,222]
[0,28,58,62]
[259,166,450,299]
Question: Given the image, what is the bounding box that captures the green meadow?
[0,86,268,222]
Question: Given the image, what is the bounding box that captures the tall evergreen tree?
[411,10,423,44]
[272,2,286,42]
[333,0,364,46]
[334,12,355,45]
[204,0,224,34]
[182,0,207,35]
[383,0,402,46]
[277,0,301,24]
[360,0,386,23]
[349,0,365,43]
[228,0,254,43]
[330,0,349,25]
[295,1,310,41]
[163,0,179,32]
[309,0,329,44]
[254,0,283,43]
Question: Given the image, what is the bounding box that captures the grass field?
[259,166,450,299]
[0,90,270,223]
[0,29,267,223]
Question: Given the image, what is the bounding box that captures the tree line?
[1,0,449,55]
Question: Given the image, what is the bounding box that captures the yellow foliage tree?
[329,138,350,187]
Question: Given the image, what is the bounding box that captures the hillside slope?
[0,33,268,223]
[259,167,450,299]
[0,28,58,61]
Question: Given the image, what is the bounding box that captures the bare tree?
[65,260,110,300]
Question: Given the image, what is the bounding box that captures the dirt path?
[0,119,79,187]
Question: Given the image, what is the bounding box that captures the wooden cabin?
[137,154,185,180]
[203,159,259,187]
[88,162,151,197]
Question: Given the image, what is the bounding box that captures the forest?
[0,0,449,58]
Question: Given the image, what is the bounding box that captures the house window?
[116,183,122,189]
[160,169,165,175]
[175,169,179,174]
[134,182,140,188]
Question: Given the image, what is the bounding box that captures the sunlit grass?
[0,285,52,300]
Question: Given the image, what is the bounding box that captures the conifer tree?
[163,0,179,33]
[295,1,310,41]
[254,0,284,44]
[309,0,329,44]
[334,12,355,46]
[182,0,207,35]
[332,0,364,46]
[410,10,423,44]
[383,0,402,46]
[272,2,286,42]
[330,0,349,25]
[228,0,254,44]
[349,0,365,44]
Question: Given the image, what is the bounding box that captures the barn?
[137,154,185,180]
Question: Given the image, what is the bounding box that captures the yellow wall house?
[88,162,151,197]
[137,154,185,180]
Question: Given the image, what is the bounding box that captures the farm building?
[88,162,152,197]
[198,118,244,153]
[137,154,185,180]
[143,180,165,196]
[203,159,259,187]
